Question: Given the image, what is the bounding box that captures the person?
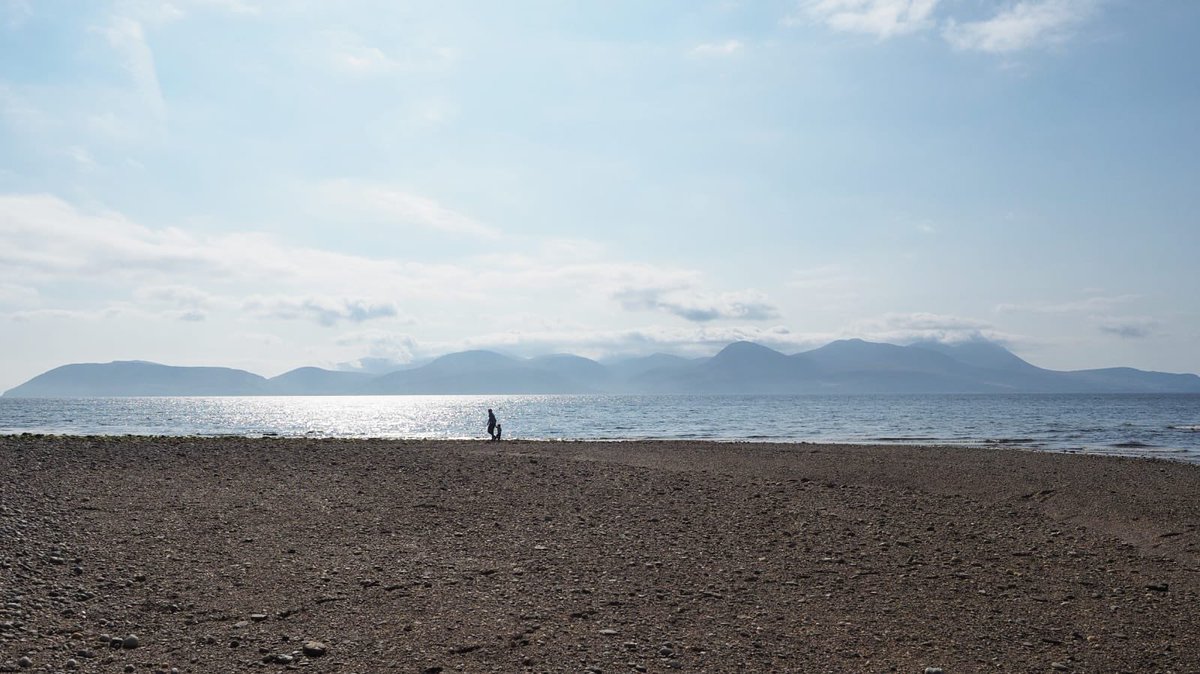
[494,423,502,442]
[487,408,497,440]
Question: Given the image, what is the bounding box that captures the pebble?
[1051,663,1070,671]
[250,613,268,622]
[923,668,944,674]
[122,634,140,649]
[302,641,327,657]
[65,660,78,670]
[598,629,619,635]
[16,657,30,669]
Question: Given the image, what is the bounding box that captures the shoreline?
[5,431,1199,467]
[3,436,1199,671]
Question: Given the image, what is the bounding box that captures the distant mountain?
[5,361,268,397]
[267,367,373,395]
[652,341,821,393]
[6,340,1200,397]
[360,350,592,394]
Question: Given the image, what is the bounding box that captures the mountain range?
[5,339,1200,397]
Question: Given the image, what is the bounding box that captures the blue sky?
[1,0,1198,388]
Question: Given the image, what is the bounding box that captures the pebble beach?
[2,435,1199,672]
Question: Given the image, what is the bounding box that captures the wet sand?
[2,435,1199,672]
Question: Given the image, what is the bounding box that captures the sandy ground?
[2,435,1199,673]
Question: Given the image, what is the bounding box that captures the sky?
[1,0,1198,389]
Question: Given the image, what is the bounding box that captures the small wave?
[1110,441,1156,448]
[871,436,938,442]
[984,438,1036,445]
[1169,425,1200,432]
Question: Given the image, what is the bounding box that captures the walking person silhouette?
[487,408,497,440]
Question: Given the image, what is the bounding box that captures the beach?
[2,436,1198,673]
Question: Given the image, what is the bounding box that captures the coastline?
[3,436,1199,671]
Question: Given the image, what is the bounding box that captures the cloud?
[322,29,457,75]
[943,0,1095,53]
[334,330,419,370]
[423,324,815,360]
[3,0,31,29]
[133,285,216,320]
[690,40,744,57]
[614,287,780,322]
[0,193,468,296]
[0,282,38,307]
[848,311,1019,345]
[96,16,167,133]
[318,179,498,238]
[995,294,1139,314]
[243,296,402,327]
[120,0,261,25]
[134,284,215,309]
[796,0,940,38]
[1096,317,1158,339]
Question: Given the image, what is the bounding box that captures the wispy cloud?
[614,287,779,322]
[334,330,419,370]
[690,40,744,57]
[243,296,402,327]
[849,311,1020,345]
[1096,316,1159,339]
[0,282,38,307]
[322,29,457,75]
[943,0,1096,53]
[3,0,32,29]
[793,0,1098,53]
[96,16,167,133]
[318,179,498,239]
[795,0,941,38]
[995,294,1139,314]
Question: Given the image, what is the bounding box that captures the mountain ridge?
[6,339,1200,397]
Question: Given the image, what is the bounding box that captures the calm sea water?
[1,394,1198,463]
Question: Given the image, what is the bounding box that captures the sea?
[1,393,1199,463]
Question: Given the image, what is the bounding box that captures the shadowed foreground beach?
[2,436,1199,673]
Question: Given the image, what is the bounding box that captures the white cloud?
[614,287,780,322]
[943,0,1095,53]
[797,0,941,38]
[134,284,215,309]
[995,293,1139,314]
[318,179,498,239]
[1095,316,1159,339]
[0,193,468,297]
[690,40,744,57]
[120,0,261,26]
[334,330,419,370]
[243,295,402,327]
[848,311,1019,345]
[96,16,167,133]
[0,282,38,307]
[794,0,1098,53]
[322,29,457,76]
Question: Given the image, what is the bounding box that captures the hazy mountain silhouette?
[6,340,1200,397]
[5,361,268,397]
[643,341,821,393]
[267,367,373,395]
[360,350,591,394]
